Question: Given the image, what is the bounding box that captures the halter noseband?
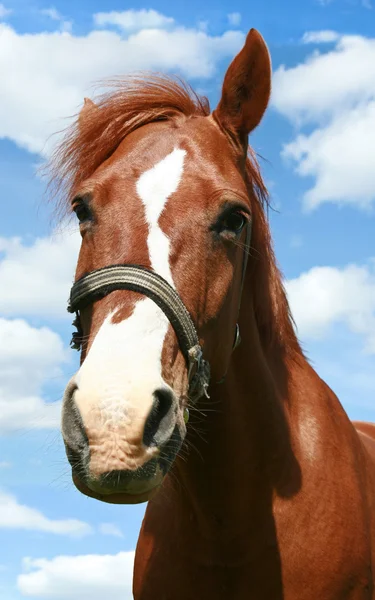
[67,223,251,403]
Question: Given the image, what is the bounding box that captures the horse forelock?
[46,74,209,218]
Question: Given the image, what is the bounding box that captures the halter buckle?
[70,312,83,351]
[187,344,203,381]
[187,344,210,402]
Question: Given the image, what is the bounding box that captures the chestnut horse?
[54,29,375,599]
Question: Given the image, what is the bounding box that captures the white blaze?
[137,148,186,286]
[74,148,186,431]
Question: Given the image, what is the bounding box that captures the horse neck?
[173,281,304,540]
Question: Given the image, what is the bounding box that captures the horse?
[52,28,375,599]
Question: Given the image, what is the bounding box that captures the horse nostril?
[143,388,174,448]
[62,382,88,455]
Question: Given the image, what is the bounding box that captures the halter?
[67,223,251,403]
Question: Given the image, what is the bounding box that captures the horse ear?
[213,29,271,149]
[79,97,99,127]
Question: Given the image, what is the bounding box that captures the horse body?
[52,27,375,599]
[134,298,375,599]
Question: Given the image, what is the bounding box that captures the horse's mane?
[47,73,300,355]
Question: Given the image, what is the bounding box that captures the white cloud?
[0,227,80,318]
[40,6,72,33]
[41,7,62,21]
[227,12,241,26]
[0,490,92,537]
[286,261,375,352]
[198,20,209,32]
[0,15,243,156]
[0,461,11,468]
[273,35,375,125]
[0,4,11,18]
[0,393,61,432]
[0,317,66,432]
[99,523,124,538]
[282,101,375,210]
[272,33,375,210]
[18,551,134,599]
[302,30,339,44]
[93,9,174,31]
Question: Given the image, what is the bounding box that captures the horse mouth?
[72,474,161,504]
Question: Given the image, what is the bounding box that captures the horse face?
[61,29,271,503]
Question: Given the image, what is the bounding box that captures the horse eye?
[72,198,92,223]
[220,211,247,235]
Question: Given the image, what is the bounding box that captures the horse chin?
[72,474,162,505]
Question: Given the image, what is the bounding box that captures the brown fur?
[56,29,375,599]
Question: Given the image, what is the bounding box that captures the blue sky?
[0,0,374,597]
